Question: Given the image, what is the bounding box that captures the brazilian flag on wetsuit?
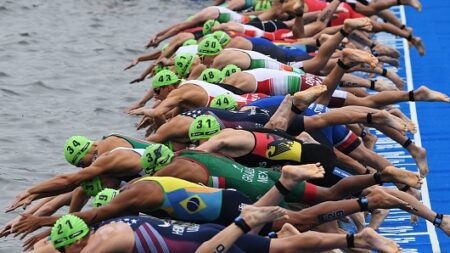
[176,150,310,206]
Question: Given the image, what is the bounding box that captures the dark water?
[0,0,210,251]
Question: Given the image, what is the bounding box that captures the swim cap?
[203,20,220,35]
[93,188,119,208]
[141,143,174,175]
[198,37,222,56]
[189,115,221,141]
[183,39,197,46]
[213,31,231,47]
[175,52,196,78]
[80,176,103,197]
[51,214,89,249]
[64,136,94,166]
[154,64,169,74]
[221,64,241,77]
[210,94,238,111]
[199,68,224,83]
[152,70,180,88]
[255,0,272,11]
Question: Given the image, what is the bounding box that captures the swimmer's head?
[141,143,174,175]
[210,94,238,111]
[51,214,90,250]
[255,0,272,11]
[189,115,221,142]
[64,136,94,167]
[212,31,231,47]
[152,70,180,88]
[199,68,224,83]
[175,52,196,78]
[221,64,241,77]
[93,188,119,208]
[80,176,103,197]
[183,39,197,46]
[203,19,220,35]
[198,37,223,57]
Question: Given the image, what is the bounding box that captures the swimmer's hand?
[0,215,21,238]
[130,75,146,84]
[129,107,155,117]
[22,229,51,251]
[124,58,140,71]
[136,116,153,130]
[5,191,35,213]
[124,101,146,113]
[11,214,44,239]
[146,35,160,48]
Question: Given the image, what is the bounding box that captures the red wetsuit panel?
[305,0,365,26]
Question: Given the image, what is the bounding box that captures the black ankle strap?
[381,68,388,77]
[402,138,412,148]
[370,42,377,49]
[357,197,369,211]
[373,172,383,185]
[346,233,355,248]
[407,33,413,41]
[400,24,406,30]
[397,0,402,5]
[369,79,376,90]
[339,28,349,37]
[367,113,374,124]
[361,128,367,138]
[409,90,415,101]
[275,180,291,196]
[234,216,251,233]
[433,213,443,228]
[399,185,410,192]
[291,103,303,114]
[337,59,351,70]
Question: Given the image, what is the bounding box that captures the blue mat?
[369,4,449,252]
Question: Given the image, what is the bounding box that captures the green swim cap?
[198,37,222,56]
[64,136,94,166]
[93,188,119,208]
[221,64,241,77]
[203,20,220,35]
[80,176,103,197]
[154,64,169,74]
[189,115,221,141]
[141,143,174,175]
[199,68,224,83]
[183,39,197,46]
[210,94,239,111]
[51,214,89,249]
[152,70,180,88]
[213,31,231,46]
[175,52,196,78]
[255,0,272,11]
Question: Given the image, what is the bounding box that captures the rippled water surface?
[0,0,210,251]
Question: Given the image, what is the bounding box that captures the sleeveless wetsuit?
[105,134,151,149]
[247,18,289,32]
[96,215,270,253]
[247,37,311,63]
[175,150,318,205]
[108,147,147,183]
[133,176,252,225]
[243,68,323,95]
[181,80,266,106]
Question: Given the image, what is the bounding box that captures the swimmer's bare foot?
[279,163,325,189]
[367,186,413,211]
[387,108,416,134]
[377,56,400,68]
[318,33,332,46]
[414,85,450,102]
[342,48,378,69]
[281,0,304,16]
[373,44,400,58]
[343,17,373,33]
[374,79,399,92]
[368,209,390,230]
[356,227,401,253]
[380,166,422,189]
[297,131,320,144]
[370,110,410,134]
[401,0,422,12]
[438,215,450,236]
[349,212,366,232]
[277,223,301,238]
[406,188,421,224]
[411,36,425,56]
[384,70,404,90]
[362,130,377,150]
[240,205,288,228]
[265,95,292,130]
[292,84,327,110]
[409,145,429,178]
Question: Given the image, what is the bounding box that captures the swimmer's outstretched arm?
[125,89,155,113]
[123,50,161,70]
